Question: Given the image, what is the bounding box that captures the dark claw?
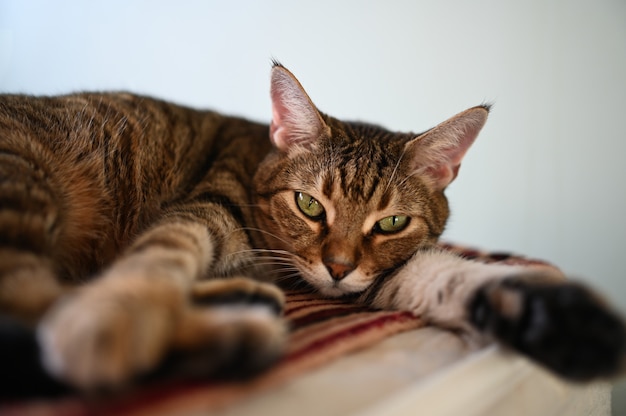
[193,289,283,315]
[469,279,626,381]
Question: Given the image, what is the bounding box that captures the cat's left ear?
[270,63,330,152]
[405,105,489,191]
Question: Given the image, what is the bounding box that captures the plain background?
[1,0,625,412]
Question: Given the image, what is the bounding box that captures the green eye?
[296,192,325,219]
[375,215,409,234]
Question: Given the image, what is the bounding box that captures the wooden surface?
[220,327,611,416]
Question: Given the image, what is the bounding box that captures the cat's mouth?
[296,262,372,298]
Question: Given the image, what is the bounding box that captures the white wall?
[1,0,625,317]
[2,0,626,411]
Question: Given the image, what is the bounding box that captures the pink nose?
[324,259,355,281]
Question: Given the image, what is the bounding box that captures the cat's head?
[253,63,488,297]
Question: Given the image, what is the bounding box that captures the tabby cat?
[0,63,624,396]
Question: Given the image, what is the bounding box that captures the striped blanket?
[1,243,556,415]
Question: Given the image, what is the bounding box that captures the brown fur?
[0,93,272,299]
[254,119,446,295]
[1,92,287,388]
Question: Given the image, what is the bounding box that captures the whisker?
[382,146,407,194]
[231,249,292,256]
[275,276,311,292]
[246,254,294,260]
[254,263,298,270]
[224,247,293,260]
[252,258,295,264]
[397,169,422,189]
[235,227,293,247]
[272,271,303,279]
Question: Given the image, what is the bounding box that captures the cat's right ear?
[405,105,489,191]
[270,63,330,152]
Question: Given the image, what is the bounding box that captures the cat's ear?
[270,63,330,152]
[405,105,489,191]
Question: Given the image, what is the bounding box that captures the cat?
[0,62,624,397]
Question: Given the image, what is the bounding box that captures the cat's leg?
[364,247,626,381]
[0,153,67,323]
[0,251,63,323]
[38,207,286,389]
[0,154,84,398]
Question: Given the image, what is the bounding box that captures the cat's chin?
[316,285,349,298]
[307,277,369,298]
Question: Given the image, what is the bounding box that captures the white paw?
[38,290,176,389]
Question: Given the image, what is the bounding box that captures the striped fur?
[0,64,624,393]
[0,92,285,388]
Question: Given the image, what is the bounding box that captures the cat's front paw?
[166,278,287,379]
[469,276,626,381]
[37,278,288,390]
[38,288,178,390]
[166,303,287,380]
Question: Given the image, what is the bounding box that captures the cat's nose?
[323,259,355,281]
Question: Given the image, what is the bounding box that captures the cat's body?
[0,63,624,395]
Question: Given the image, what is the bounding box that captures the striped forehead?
[315,166,403,232]
[320,163,383,203]
[314,161,399,230]
[320,138,399,203]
